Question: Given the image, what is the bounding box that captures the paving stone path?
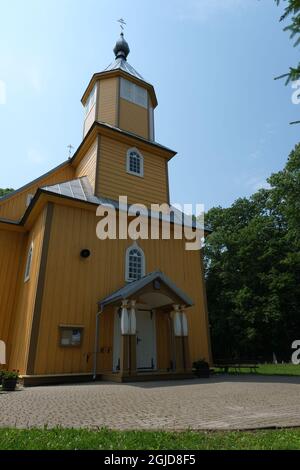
[1,376,300,430]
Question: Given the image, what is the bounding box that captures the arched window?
[125,243,145,282]
[126,148,144,177]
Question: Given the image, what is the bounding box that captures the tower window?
[24,242,34,282]
[84,84,97,116]
[126,148,144,177]
[125,243,145,282]
[120,78,148,108]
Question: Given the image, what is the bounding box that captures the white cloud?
[27,148,47,165]
[246,176,270,192]
[176,0,252,22]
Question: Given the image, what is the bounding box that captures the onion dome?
[113,32,130,60]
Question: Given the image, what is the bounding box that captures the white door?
[136,310,156,370]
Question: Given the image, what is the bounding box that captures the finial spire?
[117,18,126,32]
[114,19,130,60]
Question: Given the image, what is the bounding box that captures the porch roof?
[98,271,194,310]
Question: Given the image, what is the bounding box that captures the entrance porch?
[95,271,194,382]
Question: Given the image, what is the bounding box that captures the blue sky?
[0,0,299,210]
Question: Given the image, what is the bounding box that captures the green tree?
[0,188,14,197]
[276,0,300,82]
[204,144,300,361]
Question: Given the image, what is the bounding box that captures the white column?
[172,304,182,337]
[180,305,188,337]
[120,300,129,335]
[129,300,137,335]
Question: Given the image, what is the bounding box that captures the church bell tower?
[82,32,157,142]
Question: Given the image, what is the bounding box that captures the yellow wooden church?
[0,33,211,385]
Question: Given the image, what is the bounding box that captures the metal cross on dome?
[117,18,126,32]
[67,144,74,159]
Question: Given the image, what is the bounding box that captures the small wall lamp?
[80,249,91,259]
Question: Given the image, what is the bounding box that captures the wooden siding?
[8,208,47,373]
[119,98,149,139]
[75,139,98,191]
[83,103,96,138]
[97,77,118,126]
[96,136,169,206]
[0,164,75,222]
[32,204,210,375]
[0,229,24,360]
[156,310,172,370]
[98,307,114,372]
[140,236,211,365]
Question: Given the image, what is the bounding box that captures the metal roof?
[0,217,19,225]
[98,271,194,309]
[103,57,145,81]
[42,177,207,232]
[42,177,118,206]
[103,32,145,82]
[43,178,87,201]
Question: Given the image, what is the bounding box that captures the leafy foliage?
[204,144,300,361]
[0,188,14,197]
[276,0,300,83]
[2,370,19,380]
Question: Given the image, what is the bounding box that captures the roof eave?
[0,160,70,205]
[70,121,176,166]
[95,121,176,158]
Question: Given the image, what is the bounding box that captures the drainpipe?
[93,305,103,380]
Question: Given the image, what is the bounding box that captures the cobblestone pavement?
[1,376,300,430]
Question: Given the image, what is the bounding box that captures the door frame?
[112,307,157,372]
[136,308,157,371]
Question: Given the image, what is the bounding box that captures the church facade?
[0,34,212,385]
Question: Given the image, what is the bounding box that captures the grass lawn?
[214,363,300,376]
[0,427,300,450]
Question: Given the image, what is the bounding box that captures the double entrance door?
[113,309,156,371]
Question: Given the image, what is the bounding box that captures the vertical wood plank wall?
[155,310,172,370]
[98,307,114,372]
[83,103,96,138]
[8,208,47,373]
[75,139,98,191]
[97,78,118,126]
[0,229,24,360]
[96,136,169,207]
[0,164,75,222]
[32,204,210,375]
[119,98,149,139]
[96,78,149,140]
